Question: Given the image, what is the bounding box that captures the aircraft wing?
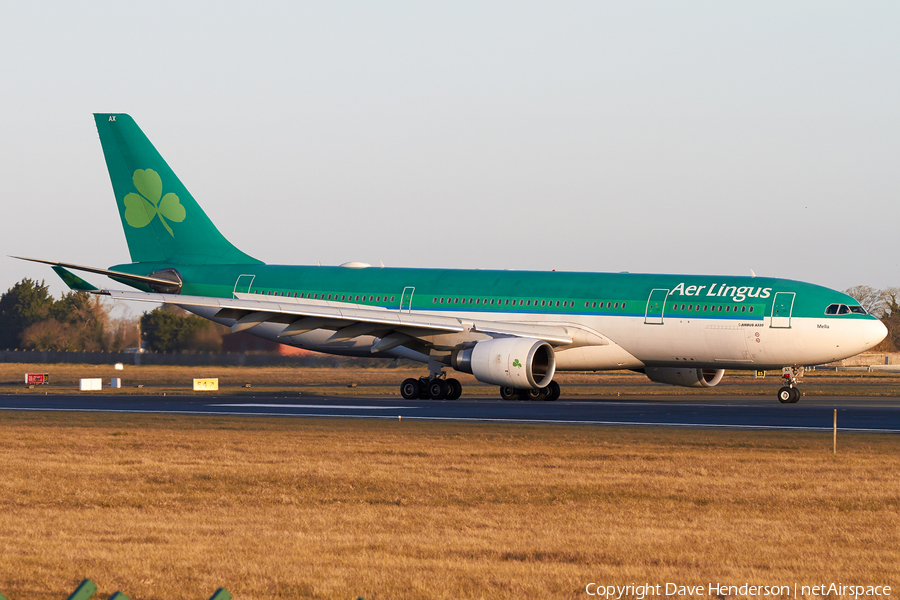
[98,289,576,349]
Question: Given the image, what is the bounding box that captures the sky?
[2,1,899,306]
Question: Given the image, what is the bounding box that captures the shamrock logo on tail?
[123,169,185,237]
[512,359,522,368]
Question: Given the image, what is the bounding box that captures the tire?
[499,386,519,401]
[429,379,448,400]
[445,378,462,400]
[790,387,801,403]
[777,386,793,404]
[418,378,431,399]
[400,378,420,400]
[523,387,548,401]
[545,381,560,402]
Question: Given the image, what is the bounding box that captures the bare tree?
[844,285,884,316]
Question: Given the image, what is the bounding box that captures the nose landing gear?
[777,366,804,403]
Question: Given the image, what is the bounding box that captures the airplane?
[16,113,888,403]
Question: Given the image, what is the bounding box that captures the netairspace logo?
[584,582,893,598]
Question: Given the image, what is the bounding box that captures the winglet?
[52,266,99,291]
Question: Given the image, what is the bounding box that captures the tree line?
[0,279,227,352]
[1,278,898,353]
[843,285,900,351]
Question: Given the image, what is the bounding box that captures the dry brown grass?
[0,413,897,599]
[5,362,900,397]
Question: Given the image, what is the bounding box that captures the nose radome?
[862,319,888,350]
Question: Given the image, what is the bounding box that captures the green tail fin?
[94,114,262,265]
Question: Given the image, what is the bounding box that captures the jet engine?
[643,367,725,388]
[452,338,556,389]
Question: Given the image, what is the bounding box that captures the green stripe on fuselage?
[107,262,870,321]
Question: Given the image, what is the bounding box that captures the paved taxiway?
[1,394,899,432]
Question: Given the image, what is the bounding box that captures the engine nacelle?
[644,367,725,388]
[452,338,556,389]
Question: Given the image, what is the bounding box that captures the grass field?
[0,412,897,599]
[5,362,900,397]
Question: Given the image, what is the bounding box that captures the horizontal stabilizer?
[12,257,181,289]
[51,266,99,292]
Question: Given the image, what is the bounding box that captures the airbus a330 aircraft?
[18,114,888,403]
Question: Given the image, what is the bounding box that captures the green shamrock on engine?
[512,359,522,368]
[123,169,185,237]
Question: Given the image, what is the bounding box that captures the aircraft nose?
[862,318,888,350]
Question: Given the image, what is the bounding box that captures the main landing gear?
[400,376,462,400]
[499,381,560,402]
[398,373,561,402]
[777,366,804,404]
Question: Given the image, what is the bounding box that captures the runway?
[2,394,900,432]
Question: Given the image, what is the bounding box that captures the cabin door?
[233,274,255,297]
[400,287,415,312]
[645,289,669,324]
[770,292,795,329]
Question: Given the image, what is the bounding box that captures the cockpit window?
[825,303,868,315]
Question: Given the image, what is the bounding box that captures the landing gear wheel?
[418,377,431,399]
[522,387,548,401]
[445,378,462,400]
[400,378,420,400]
[428,379,448,400]
[778,366,805,404]
[778,386,794,404]
[545,381,560,402]
[500,386,519,401]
